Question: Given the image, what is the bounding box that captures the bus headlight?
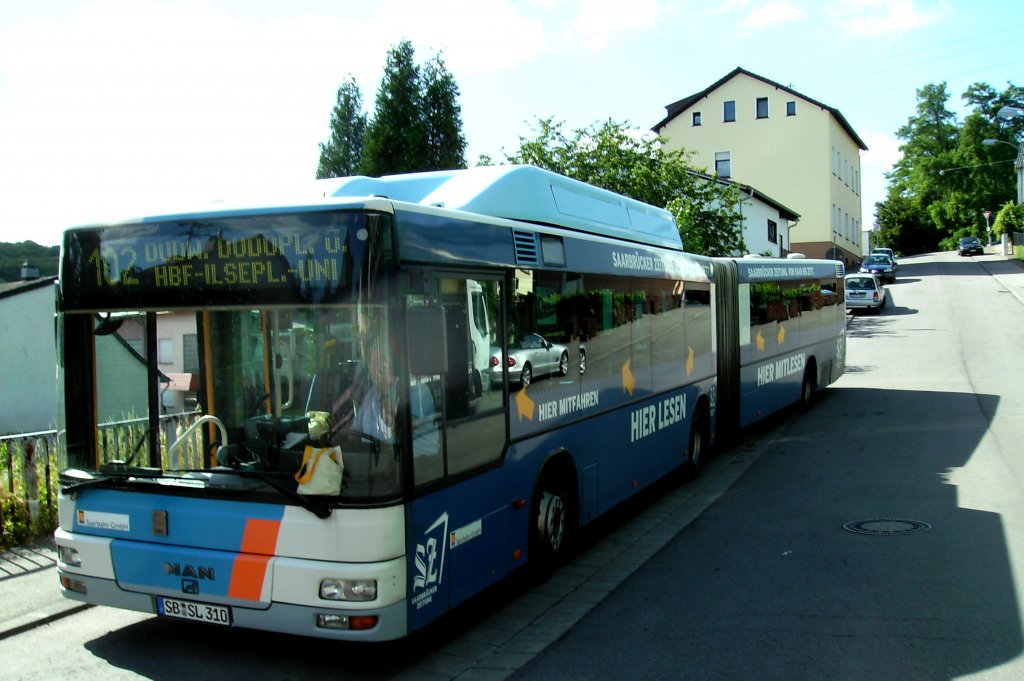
[58,545,81,567]
[319,578,377,601]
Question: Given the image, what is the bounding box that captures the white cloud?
[827,0,949,37]
[860,130,903,224]
[568,0,661,50]
[742,1,807,30]
[371,0,550,74]
[0,0,554,245]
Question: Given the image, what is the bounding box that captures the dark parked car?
[859,254,896,283]
[957,236,984,256]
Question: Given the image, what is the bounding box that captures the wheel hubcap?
[537,491,565,550]
[691,427,702,467]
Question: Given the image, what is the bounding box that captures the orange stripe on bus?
[227,518,282,601]
[239,518,281,555]
[228,554,272,600]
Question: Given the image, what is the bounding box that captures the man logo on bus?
[412,512,448,610]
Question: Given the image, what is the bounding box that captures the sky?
[1,0,1022,247]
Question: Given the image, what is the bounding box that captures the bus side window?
[444,278,504,477]
[410,279,504,486]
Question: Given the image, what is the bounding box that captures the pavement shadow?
[508,387,1022,680]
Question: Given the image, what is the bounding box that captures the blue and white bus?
[54,165,844,640]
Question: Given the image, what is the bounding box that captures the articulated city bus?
[54,165,844,640]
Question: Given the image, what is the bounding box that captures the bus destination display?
[61,212,374,308]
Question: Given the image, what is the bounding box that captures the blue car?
[859,254,895,283]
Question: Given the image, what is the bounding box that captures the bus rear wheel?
[530,467,575,575]
[683,405,709,480]
[800,364,817,411]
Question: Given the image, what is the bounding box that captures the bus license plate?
[157,596,231,626]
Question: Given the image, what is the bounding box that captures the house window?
[756,97,769,119]
[158,338,174,364]
[724,100,736,122]
[767,219,778,244]
[692,111,702,126]
[714,151,731,178]
[183,334,199,373]
[786,101,796,116]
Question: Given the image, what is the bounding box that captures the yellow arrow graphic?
[777,324,786,346]
[622,359,635,396]
[686,346,695,377]
[515,386,535,421]
[756,330,765,352]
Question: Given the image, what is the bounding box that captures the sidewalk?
[980,248,1024,305]
[0,536,89,640]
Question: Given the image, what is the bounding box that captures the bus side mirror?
[408,305,448,376]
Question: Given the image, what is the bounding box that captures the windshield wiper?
[59,467,160,494]
[258,472,332,519]
[180,467,333,519]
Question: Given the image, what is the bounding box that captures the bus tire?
[683,403,709,480]
[800,363,817,411]
[530,463,576,575]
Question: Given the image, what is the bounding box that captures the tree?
[505,118,746,256]
[322,41,468,178]
[361,40,428,176]
[316,76,367,179]
[421,52,467,171]
[875,80,1023,254]
[667,181,746,257]
[0,241,60,282]
[874,190,939,256]
[992,201,1023,241]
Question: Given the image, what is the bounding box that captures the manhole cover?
[842,519,932,536]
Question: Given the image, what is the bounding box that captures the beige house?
[654,67,867,266]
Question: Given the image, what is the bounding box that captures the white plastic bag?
[294,445,343,495]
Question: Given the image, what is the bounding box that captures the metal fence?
[0,410,206,550]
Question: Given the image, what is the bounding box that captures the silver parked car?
[488,333,574,388]
[845,273,886,314]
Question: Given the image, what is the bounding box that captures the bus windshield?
[58,209,408,504]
